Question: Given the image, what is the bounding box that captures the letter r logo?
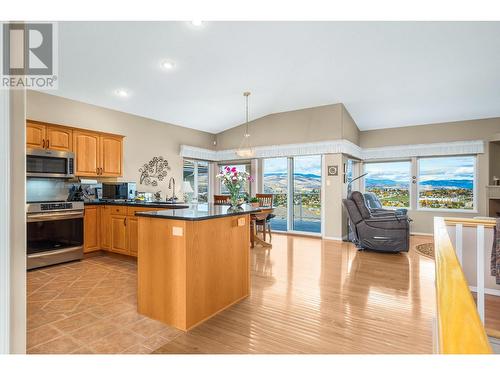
[2,23,53,75]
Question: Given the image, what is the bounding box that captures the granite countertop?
[135,203,265,221]
[84,200,189,209]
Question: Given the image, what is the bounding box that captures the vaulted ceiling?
[42,21,500,133]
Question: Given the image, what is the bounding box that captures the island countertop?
[135,203,264,221]
[84,200,189,209]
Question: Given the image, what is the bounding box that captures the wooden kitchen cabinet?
[27,120,123,178]
[127,217,139,256]
[74,131,123,177]
[84,206,100,253]
[26,121,46,149]
[46,125,72,151]
[100,134,123,177]
[100,206,111,250]
[84,204,163,257]
[26,121,73,151]
[111,215,128,254]
[73,130,100,176]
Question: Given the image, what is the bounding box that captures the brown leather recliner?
[342,191,410,253]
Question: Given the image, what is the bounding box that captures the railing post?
[455,224,463,266]
[476,225,485,323]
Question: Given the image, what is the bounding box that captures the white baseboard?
[469,286,500,297]
[322,236,343,242]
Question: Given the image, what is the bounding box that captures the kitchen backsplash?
[27,178,102,202]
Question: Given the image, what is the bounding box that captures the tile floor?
[27,253,181,354]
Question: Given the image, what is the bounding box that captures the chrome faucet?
[168,177,177,202]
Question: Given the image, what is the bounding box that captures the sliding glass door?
[292,155,322,233]
[263,157,288,231]
[263,155,322,234]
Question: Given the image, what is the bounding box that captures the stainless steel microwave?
[26,148,75,179]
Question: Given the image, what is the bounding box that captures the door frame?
[263,155,323,236]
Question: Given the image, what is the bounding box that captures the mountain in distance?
[264,172,321,179]
[264,172,321,192]
[365,178,473,189]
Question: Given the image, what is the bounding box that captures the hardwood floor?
[154,234,437,354]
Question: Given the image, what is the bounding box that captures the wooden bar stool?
[255,194,274,241]
[214,195,230,205]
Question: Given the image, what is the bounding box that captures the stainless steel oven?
[26,148,75,179]
[26,201,84,270]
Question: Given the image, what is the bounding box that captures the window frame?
[217,161,252,196]
[362,159,413,210]
[183,158,210,203]
[416,154,477,213]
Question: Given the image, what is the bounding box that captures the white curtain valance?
[362,140,485,160]
[180,139,484,162]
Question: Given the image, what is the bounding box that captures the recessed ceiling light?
[191,20,203,27]
[114,88,129,98]
[160,60,176,70]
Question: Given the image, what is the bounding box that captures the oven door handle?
[27,211,84,222]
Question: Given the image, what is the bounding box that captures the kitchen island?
[136,203,262,331]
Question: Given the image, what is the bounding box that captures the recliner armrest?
[365,217,409,230]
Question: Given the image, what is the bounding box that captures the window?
[364,161,411,208]
[218,163,251,196]
[183,159,209,203]
[418,156,475,210]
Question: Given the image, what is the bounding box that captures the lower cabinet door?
[111,215,128,254]
[100,206,111,250]
[127,217,138,257]
[84,206,100,253]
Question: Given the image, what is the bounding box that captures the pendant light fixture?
[236,91,255,158]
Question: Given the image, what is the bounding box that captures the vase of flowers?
[216,166,253,209]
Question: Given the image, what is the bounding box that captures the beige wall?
[27,91,215,197]
[215,103,361,150]
[360,117,500,234]
[322,154,351,239]
[341,105,359,145]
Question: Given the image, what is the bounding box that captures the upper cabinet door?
[73,130,100,176]
[100,135,123,177]
[46,126,73,152]
[26,121,46,149]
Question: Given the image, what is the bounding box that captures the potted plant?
[249,197,260,208]
[216,166,253,209]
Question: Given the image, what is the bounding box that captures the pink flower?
[231,167,237,173]
[248,176,254,182]
[225,166,230,171]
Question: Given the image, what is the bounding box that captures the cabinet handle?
[46,139,49,149]
[124,218,127,226]
[42,139,45,148]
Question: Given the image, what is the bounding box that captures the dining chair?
[213,195,230,205]
[255,194,274,241]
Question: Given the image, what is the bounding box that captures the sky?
[364,156,474,182]
[263,156,321,175]
[364,161,410,182]
[418,156,474,181]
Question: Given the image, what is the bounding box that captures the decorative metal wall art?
[139,156,170,186]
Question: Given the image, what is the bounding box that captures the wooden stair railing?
[434,217,492,354]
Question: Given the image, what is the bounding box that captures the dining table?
[250,207,274,248]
